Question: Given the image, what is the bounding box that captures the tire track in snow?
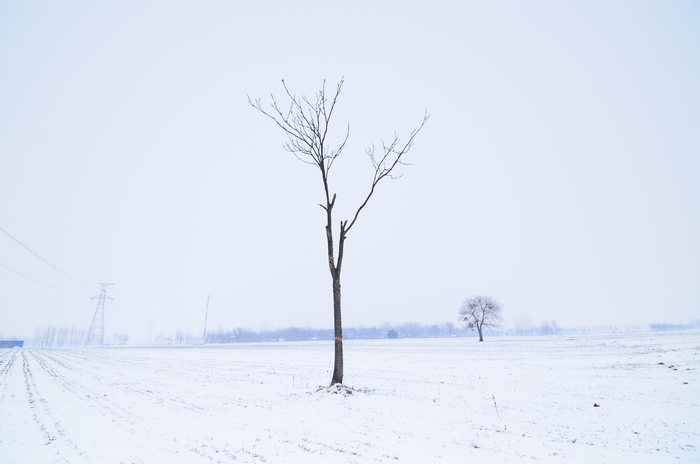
[28,350,135,424]
[0,349,60,464]
[26,349,246,463]
[0,349,16,381]
[0,349,17,410]
[20,349,83,463]
[0,349,14,377]
[38,349,214,418]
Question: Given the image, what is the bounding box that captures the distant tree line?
[650,322,700,332]
[506,315,700,336]
[20,319,700,347]
[202,322,464,344]
[23,324,130,347]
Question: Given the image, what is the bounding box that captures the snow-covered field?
[1,332,698,463]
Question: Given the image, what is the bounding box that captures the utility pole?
[203,295,210,343]
[85,283,114,347]
[147,319,155,345]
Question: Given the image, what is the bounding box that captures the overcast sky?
[1,1,698,340]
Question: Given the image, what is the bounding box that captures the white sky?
[1,1,699,340]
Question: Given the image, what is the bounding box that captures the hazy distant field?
[1,332,698,463]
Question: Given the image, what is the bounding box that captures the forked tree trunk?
[478,325,484,342]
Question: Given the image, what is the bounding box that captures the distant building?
[0,340,24,348]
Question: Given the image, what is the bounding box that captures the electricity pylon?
[85,283,114,347]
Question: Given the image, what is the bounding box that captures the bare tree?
[459,295,503,342]
[513,314,534,336]
[250,79,428,384]
[445,321,455,337]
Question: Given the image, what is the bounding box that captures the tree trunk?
[325,198,344,386]
[478,324,484,342]
[330,277,343,384]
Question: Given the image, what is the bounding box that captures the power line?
[0,263,91,299]
[0,203,100,285]
[0,154,87,263]
[0,225,97,292]
[112,300,148,329]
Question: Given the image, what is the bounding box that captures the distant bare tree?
[56,325,69,346]
[550,320,561,335]
[539,321,553,335]
[445,322,455,337]
[250,79,428,385]
[69,325,83,346]
[43,324,57,347]
[459,295,503,342]
[431,325,440,338]
[513,314,534,336]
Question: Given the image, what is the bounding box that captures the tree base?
[317,384,355,397]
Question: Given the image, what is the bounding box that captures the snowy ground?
[0,331,698,463]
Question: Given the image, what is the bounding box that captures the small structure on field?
[0,340,24,348]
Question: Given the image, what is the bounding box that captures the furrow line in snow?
[35,349,223,444]
[29,349,240,463]
[60,350,222,418]
[21,350,80,463]
[24,349,176,463]
[0,349,15,380]
[27,350,136,424]
[0,350,17,409]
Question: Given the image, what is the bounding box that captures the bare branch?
[344,111,430,234]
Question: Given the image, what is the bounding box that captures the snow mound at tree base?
[316,383,355,396]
